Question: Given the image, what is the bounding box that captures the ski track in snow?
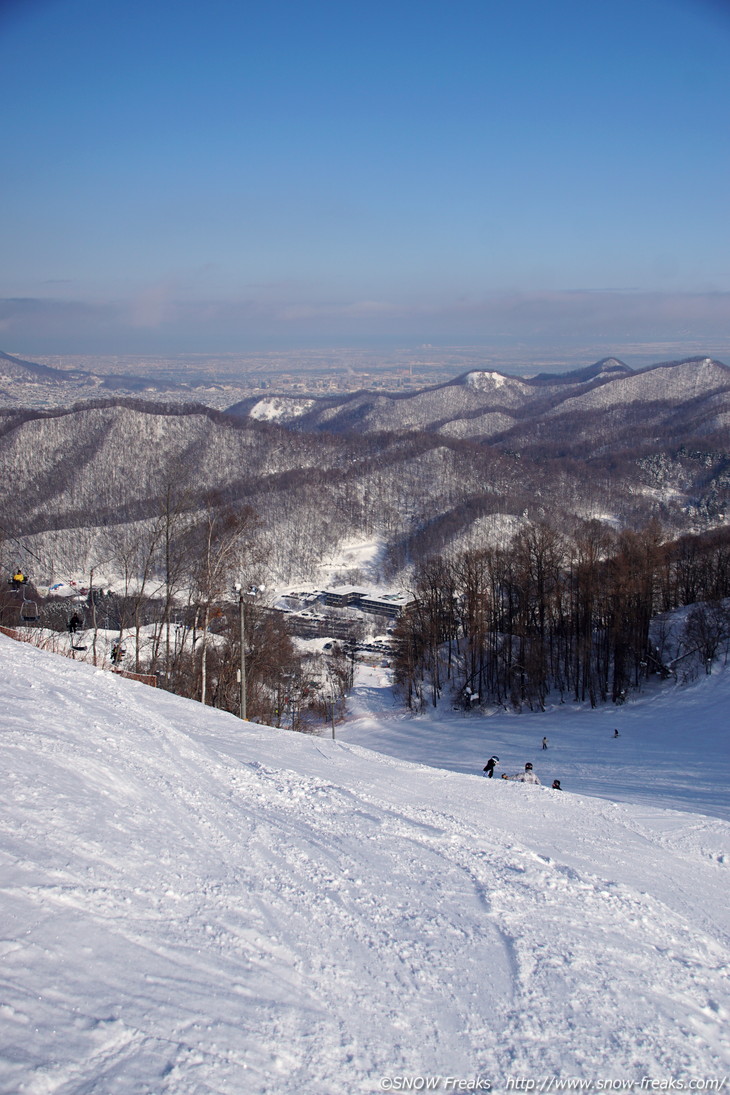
[0,636,729,1094]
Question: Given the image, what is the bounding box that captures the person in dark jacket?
[483,756,499,778]
[111,641,126,665]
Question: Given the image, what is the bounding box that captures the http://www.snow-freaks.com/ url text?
[378,1077,727,1093]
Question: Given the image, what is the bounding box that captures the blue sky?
[1,0,729,355]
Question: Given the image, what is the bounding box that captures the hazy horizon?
[6,340,730,386]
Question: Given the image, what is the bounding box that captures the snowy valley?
[1,351,729,1092]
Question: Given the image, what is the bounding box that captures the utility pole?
[331,683,336,740]
[239,587,247,721]
[89,566,98,665]
[236,583,263,721]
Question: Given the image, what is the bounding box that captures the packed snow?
[1,634,728,1094]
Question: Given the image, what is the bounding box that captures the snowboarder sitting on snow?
[552,779,562,790]
[483,756,499,778]
[501,762,541,785]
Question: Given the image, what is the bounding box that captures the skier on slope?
[501,762,541,785]
[483,756,499,778]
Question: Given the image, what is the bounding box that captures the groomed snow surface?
[1,636,728,1095]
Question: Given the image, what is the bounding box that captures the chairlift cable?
[0,521,44,565]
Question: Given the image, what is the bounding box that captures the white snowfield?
[247,396,317,423]
[1,636,728,1095]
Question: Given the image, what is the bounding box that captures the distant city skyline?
[2,0,729,355]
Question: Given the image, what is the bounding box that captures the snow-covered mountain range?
[227,357,730,446]
[1,631,728,1092]
[0,356,727,585]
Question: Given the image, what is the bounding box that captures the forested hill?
[0,382,727,583]
[0,349,179,394]
[226,356,730,451]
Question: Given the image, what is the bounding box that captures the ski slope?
[340,664,730,822]
[0,634,728,1094]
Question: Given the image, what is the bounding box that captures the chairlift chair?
[20,594,39,622]
[67,611,85,634]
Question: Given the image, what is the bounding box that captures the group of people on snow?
[483,756,560,790]
[483,723,624,791]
